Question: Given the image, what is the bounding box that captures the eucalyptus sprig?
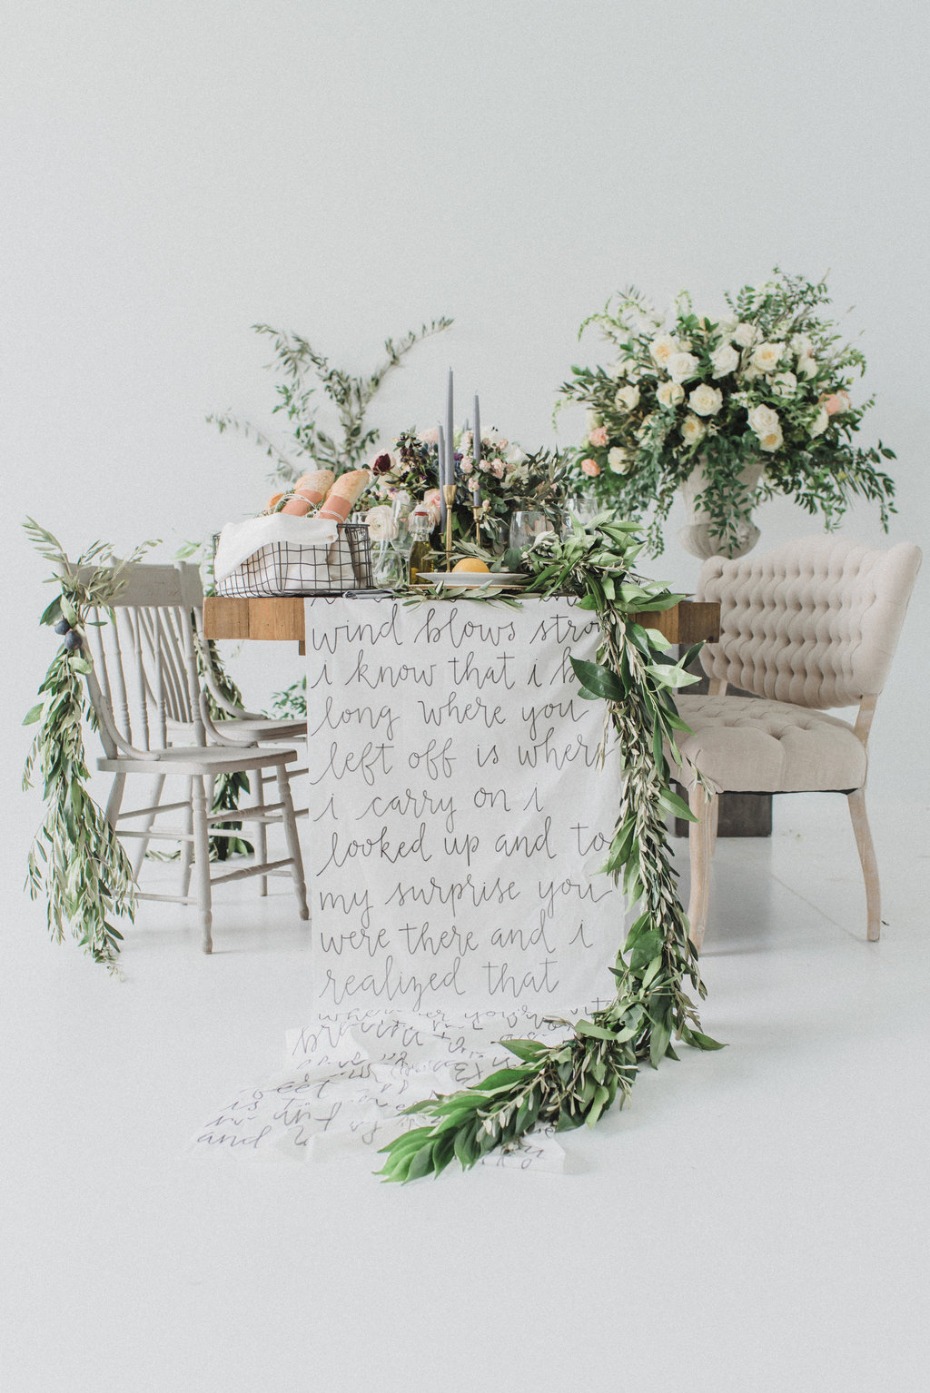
[22,520,158,969]
[208,317,453,484]
[379,515,721,1181]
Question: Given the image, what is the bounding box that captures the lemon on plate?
[452,558,490,573]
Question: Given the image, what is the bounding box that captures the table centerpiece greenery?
[370,426,574,548]
[558,270,897,556]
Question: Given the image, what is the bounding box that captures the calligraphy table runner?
[303,594,625,1014]
[193,595,629,1166]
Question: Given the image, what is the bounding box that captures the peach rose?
[824,390,851,416]
[580,458,601,477]
[588,425,609,447]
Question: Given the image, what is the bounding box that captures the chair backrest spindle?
[78,562,209,757]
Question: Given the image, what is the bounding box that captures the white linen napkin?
[213,514,340,583]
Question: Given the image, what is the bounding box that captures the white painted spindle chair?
[180,560,308,897]
[180,561,308,747]
[82,562,309,952]
[670,535,921,948]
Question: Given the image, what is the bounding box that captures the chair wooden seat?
[97,744,299,777]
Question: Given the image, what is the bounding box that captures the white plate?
[419,571,529,589]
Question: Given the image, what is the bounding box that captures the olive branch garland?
[378,516,721,1182]
[22,521,158,970]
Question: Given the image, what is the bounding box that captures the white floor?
[2,791,929,1393]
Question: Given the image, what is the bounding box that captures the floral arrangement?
[379,516,720,1181]
[559,271,896,555]
[371,427,572,546]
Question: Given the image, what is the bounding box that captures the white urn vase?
[678,459,764,560]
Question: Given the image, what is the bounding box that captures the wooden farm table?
[202,594,721,651]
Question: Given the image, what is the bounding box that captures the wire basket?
[214,523,374,597]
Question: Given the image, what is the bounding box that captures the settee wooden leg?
[848,788,881,941]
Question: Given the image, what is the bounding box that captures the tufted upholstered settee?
[670,535,922,948]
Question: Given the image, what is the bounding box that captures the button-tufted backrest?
[696,536,922,709]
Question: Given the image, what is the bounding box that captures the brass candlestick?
[470,484,482,544]
[443,483,456,572]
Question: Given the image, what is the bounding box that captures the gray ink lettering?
[407,738,455,782]
[483,959,561,997]
[570,824,611,857]
[517,729,600,770]
[448,650,516,690]
[359,789,457,834]
[419,692,505,729]
[308,740,395,788]
[349,648,437,691]
[473,786,511,811]
[494,817,557,862]
[399,922,480,957]
[307,694,397,742]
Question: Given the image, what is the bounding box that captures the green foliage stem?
[378,516,721,1181]
[22,521,158,969]
[208,317,453,484]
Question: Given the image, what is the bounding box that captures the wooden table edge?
[202,594,720,647]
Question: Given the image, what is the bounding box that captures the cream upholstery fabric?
[697,536,922,709]
[672,694,867,793]
[670,535,921,796]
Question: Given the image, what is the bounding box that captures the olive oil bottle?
[407,509,433,585]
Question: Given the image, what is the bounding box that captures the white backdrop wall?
[3,0,928,865]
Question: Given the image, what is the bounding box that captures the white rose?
[505,444,527,464]
[688,383,723,417]
[790,334,813,357]
[614,384,640,411]
[748,403,783,452]
[649,333,679,367]
[733,322,758,348]
[365,505,398,541]
[681,414,706,446]
[797,353,818,380]
[772,372,797,397]
[809,406,829,438]
[751,341,786,374]
[667,351,700,383]
[710,342,740,378]
[748,403,780,438]
[657,380,685,408]
[607,446,632,473]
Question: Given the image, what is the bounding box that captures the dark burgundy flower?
[372,453,393,476]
